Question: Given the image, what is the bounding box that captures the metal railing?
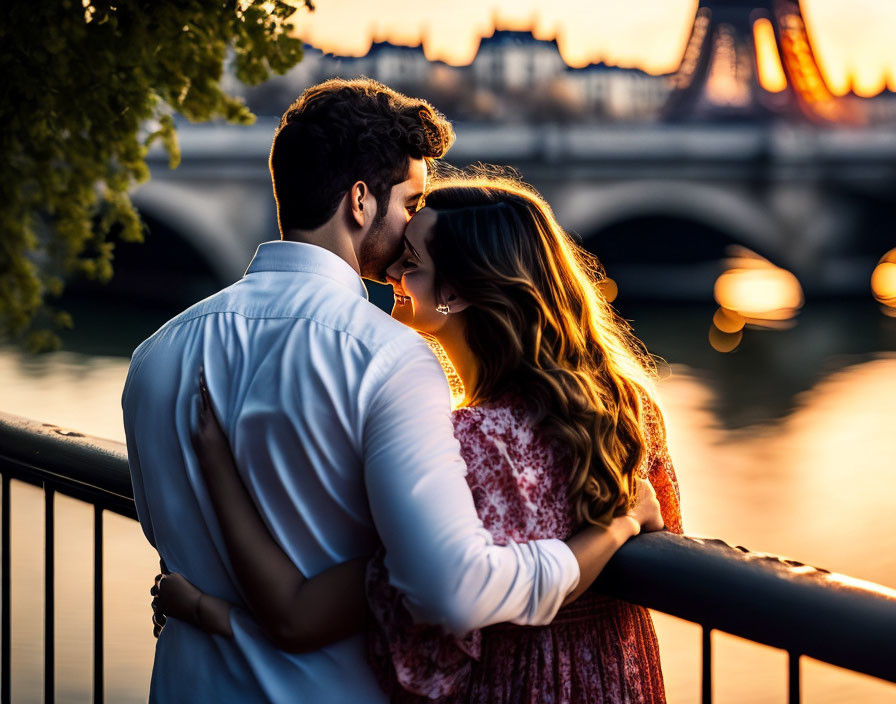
[0,413,135,704]
[1,410,894,703]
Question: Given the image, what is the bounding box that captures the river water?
[1,294,895,703]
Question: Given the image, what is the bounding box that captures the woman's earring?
[436,303,450,315]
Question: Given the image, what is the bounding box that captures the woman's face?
[385,207,447,335]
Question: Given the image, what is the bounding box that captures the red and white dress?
[367,393,683,704]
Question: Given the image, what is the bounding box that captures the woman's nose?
[385,262,403,285]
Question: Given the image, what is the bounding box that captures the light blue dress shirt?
[123,241,580,703]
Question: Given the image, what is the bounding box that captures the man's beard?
[359,212,399,283]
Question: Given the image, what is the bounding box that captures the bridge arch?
[130,180,251,287]
[555,181,787,268]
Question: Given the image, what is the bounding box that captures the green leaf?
[0,0,311,347]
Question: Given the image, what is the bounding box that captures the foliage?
[0,0,310,350]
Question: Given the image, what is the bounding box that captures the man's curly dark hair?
[269,78,455,233]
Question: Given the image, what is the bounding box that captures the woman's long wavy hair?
[424,174,658,527]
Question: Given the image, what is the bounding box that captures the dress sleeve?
[366,548,480,700]
[642,395,684,535]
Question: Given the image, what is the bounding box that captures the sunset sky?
[288,0,896,97]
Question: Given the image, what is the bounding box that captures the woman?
[155,176,682,703]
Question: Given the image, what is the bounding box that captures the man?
[123,79,581,702]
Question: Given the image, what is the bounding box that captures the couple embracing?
[122,78,682,703]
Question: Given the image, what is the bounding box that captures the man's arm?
[362,339,580,636]
[122,362,157,549]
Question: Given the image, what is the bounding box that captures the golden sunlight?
[423,336,466,408]
[290,0,696,73]
[287,0,896,94]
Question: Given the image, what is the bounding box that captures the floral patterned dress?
[367,393,683,704]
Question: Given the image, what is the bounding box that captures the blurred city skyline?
[286,0,896,97]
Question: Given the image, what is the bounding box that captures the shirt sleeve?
[361,337,580,636]
[121,357,157,549]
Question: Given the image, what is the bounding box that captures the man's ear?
[439,287,471,314]
[348,181,376,229]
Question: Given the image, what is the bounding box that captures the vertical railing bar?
[1,474,10,704]
[93,505,103,704]
[44,487,55,704]
[702,626,713,704]
[789,651,801,704]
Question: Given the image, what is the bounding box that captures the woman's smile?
[386,208,445,333]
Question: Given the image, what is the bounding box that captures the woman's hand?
[627,477,664,533]
[152,572,201,634]
[192,366,235,480]
[151,571,234,639]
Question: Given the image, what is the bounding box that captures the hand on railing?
[626,478,664,534]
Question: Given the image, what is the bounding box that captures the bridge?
[122,120,896,306]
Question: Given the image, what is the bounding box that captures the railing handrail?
[1,411,895,698]
[0,412,134,517]
[595,531,896,683]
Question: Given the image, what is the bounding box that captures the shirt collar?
[245,241,368,299]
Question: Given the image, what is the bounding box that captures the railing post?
[45,487,55,704]
[789,651,801,704]
[93,505,103,704]
[702,626,712,704]
[1,474,10,704]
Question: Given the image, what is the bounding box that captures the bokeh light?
[709,250,804,352]
[708,325,743,353]
[712,307,746,333]
[753,18,787,93]
[871,248,896,311]
[598,277,619,303]
[713,254,804,324]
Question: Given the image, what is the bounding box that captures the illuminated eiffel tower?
[664,0,865,124]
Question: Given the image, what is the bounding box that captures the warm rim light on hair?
[423,171,661,527]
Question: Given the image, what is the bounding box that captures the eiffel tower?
[664,0,865,124]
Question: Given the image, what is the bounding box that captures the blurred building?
[236,29,672,123]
